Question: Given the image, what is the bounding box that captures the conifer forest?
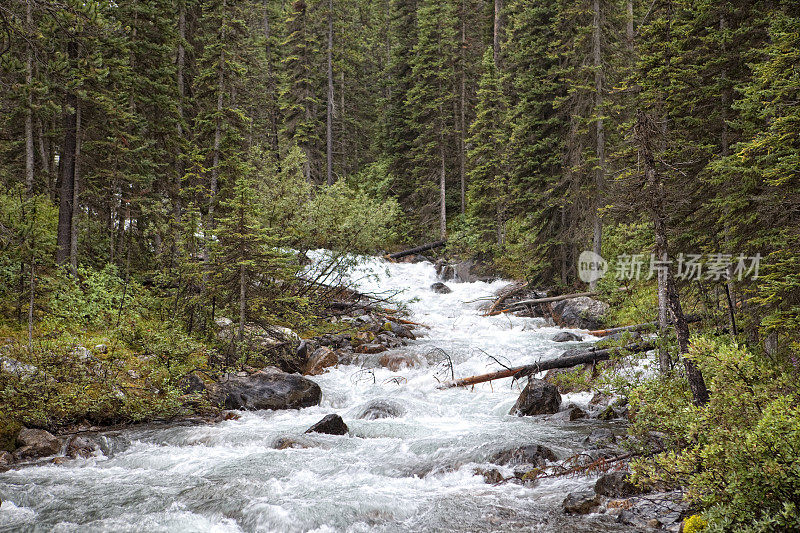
[0,0,798,531]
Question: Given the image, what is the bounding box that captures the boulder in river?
[379,353,421,371]
[356,399,406,420]
[509,379,561,416]
[551,331,582,343]
[272,435,315,449]
[562,490,601,514]
[549,296,609,330]
[14,428,62,459]
[492,444,557,467]
[595,471,642,498]
[305,414,348,435]
[430,282,452,294]
[303,347,338,375]
[213,369,321,411]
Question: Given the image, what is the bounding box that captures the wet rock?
[435,260,455,281]
[0,450,13,465]
[213,369,321,411]
[595,471,642,498]
[610,491,689,530]
[589,392,612,408]
[475,467,504,484]
[272,435,314,449]
[178,372,206,394]
[303,347,338,376]
[510,379,561,416]
[356,399,406,420]
[14,428,62,459]
[453,259,480,283]
[305,414,348,435]
[549,296,609,330]
[552,331,582,342]
[356,343,387,354]
[430,282,452,294]
[379,353,421,371]
[66,436,100,458]
[568,405,588,420]
[583,428,617,448]
[562,490,601,514]
[492,444,557,467]
[385,322,416,340]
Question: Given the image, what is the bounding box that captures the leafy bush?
[629,336,800,531]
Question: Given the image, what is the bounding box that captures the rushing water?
[0,257,639,532]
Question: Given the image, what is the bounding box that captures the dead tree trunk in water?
[439,342,655,389]
[636,110,709,405]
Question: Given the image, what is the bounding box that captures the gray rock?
[510,379,562,416]
[435,260,456,281]
[66,436,100,458]
[179,372,206,394]
[0,356,37,377]
[492,444,557,467]
[0,450,13,465]
[14,428,62,459]
[356,399,406,420]
[454,259,479,283]
[387,322,416,340]
[302,347,338,375]
[595,471,642,498]
[583,428,617,448]
[562,491,601,514]
[213,369,321,411]
[552,331,583,342]
[549,296,609,330]
[431,282,452,294]
[305,414,348,435]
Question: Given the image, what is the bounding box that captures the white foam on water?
[0,255,636,532]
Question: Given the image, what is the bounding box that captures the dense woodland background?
[0,1,799,530]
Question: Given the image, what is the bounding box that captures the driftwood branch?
[486,281,529,315]
[438,342,655,389]
[386,240,446,260]
[484,291,598,316]
[587,314,703,337]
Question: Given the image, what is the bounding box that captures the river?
[0,256,639,532]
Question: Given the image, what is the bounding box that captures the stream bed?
[0,257,642,532]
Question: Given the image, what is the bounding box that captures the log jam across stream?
[0,254,646,532]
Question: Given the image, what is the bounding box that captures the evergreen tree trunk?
[326,0,334,186]
[459,9,466,214]
[70,103,81,273]
[174,1,186,256]
[238,263,246,345]
[657,259,670,373]
[590,0,605,290]
[440,137,447,239]
[638,111,709,405]
[56,40,78,266]
[24,0,34,194]
[493,0,502,65]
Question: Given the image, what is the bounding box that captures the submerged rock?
[552,331,582,343]
[356,399,406,420]
[492,444,557,467]
[430,282,452,294]
[509,379,561,416]
[213,369,321,411]
[272,435,315,449]
[305,414,348,435]
[66,436,101,458]
[379,353,420,371]
[562,490,601,514]
[549,296,609,330]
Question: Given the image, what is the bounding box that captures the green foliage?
[629,336,800,531]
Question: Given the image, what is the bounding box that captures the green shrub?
[629,336,800,531]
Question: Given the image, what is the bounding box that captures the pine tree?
[406,0,458,238]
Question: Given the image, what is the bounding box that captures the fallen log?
[386,240,446,260]
[486,281,530,315]
[376,312,431,329]
[484,291,597,316]
[438,342,655,389]
[587,314,703,337]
